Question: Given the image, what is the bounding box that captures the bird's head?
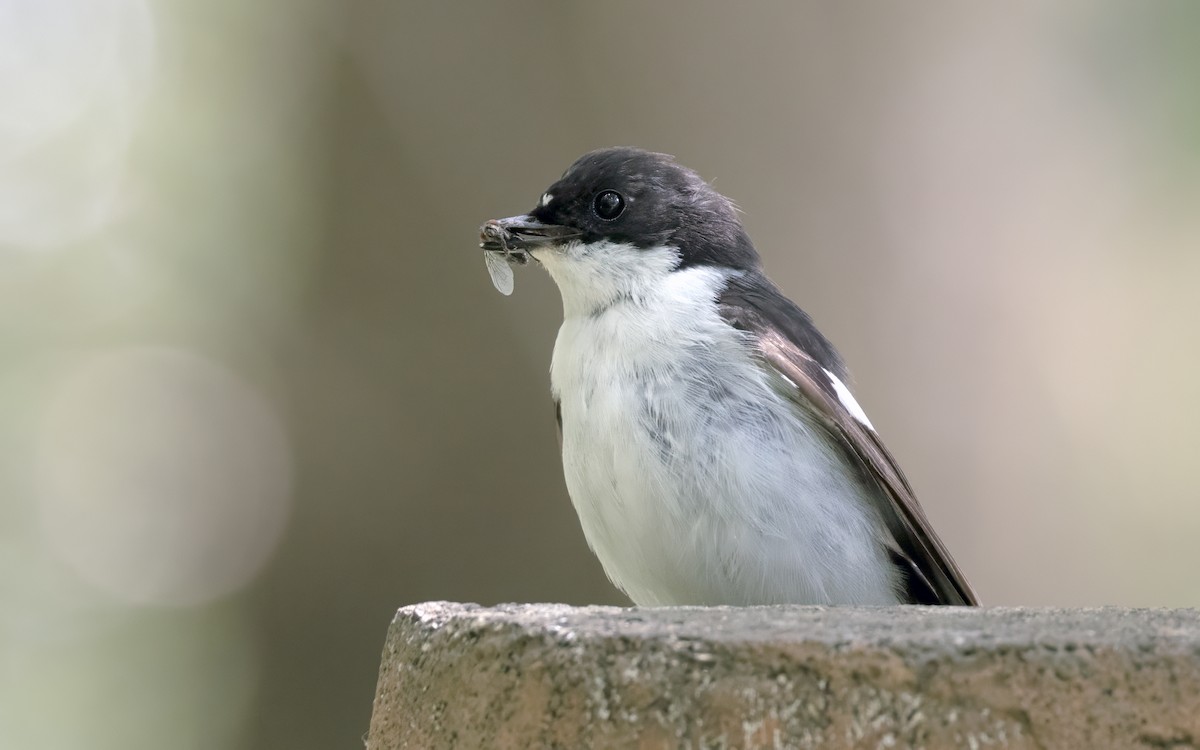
[482,147,759,316]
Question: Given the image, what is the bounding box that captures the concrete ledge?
[367,603,1200,749]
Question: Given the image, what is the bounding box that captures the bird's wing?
[719,273,978,605]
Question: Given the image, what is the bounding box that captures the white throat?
[533,241,682,318]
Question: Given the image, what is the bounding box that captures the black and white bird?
[481,147,977,606]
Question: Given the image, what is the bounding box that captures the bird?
[480,147,977,606]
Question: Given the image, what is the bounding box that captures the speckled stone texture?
[367,603,1200,749]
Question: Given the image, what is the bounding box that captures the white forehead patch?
[540,193,554,207]
[823,368,875,431]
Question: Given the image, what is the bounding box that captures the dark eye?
[592,190,625,220]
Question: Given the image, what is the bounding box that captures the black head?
[489,148,761,271]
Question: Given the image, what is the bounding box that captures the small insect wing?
[484,251,515,295]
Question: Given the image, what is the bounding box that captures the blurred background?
[2,1,1199,747]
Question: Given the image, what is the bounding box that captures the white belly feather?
[547,260,900,606]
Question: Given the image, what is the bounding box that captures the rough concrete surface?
[367,603,1200,749]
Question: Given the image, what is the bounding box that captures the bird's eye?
[592,190,625,220]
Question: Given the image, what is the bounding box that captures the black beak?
[480,215,580,253]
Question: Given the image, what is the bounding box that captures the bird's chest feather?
[548,276,857,602]
[550,296,767,515]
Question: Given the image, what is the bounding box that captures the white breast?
[545,246,900,606]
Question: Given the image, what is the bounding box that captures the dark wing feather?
[719,273,978,606]
[554,399,563,453]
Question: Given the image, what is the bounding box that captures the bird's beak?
[480,215,580,253]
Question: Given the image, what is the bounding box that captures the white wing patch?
[823,368,875,431]
[540,193,554,207]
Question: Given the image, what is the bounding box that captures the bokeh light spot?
[34,347,292,606]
